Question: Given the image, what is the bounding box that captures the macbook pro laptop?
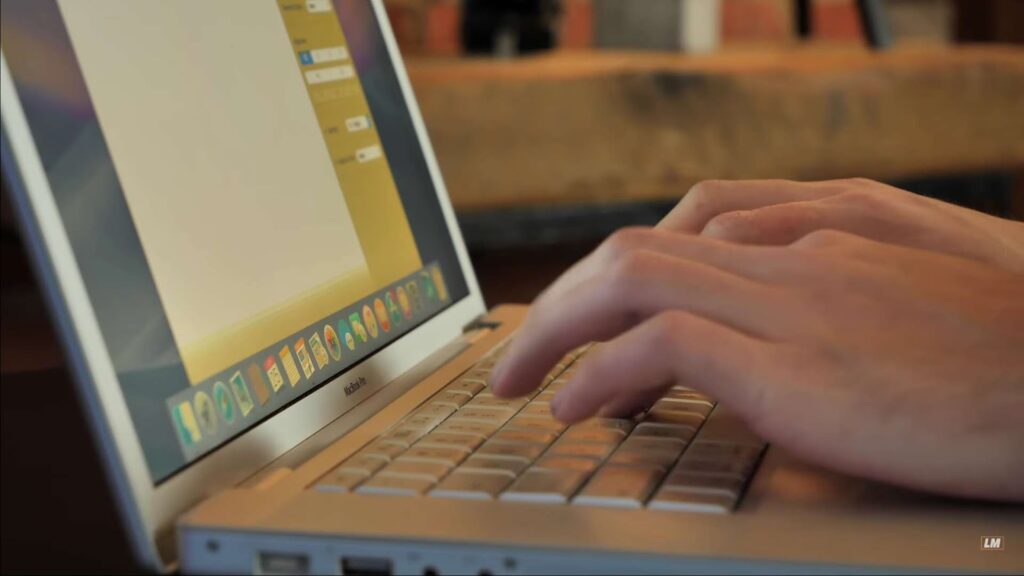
[1,1,1021,574]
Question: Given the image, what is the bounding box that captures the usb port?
[340,555,393,575]
[258,552,310,575]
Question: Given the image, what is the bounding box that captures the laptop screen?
[1,0,470,483]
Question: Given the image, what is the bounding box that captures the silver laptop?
[2,1,1020,574]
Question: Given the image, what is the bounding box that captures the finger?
[537,227,793,311]
[491,249,782,398]
[659,179,843,233]
[597,382,671,418]
[550,310,773,423]
[703,200,860,245]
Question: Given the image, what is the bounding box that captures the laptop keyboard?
[314,342,766,513]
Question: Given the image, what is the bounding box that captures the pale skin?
[490,179,1024,502]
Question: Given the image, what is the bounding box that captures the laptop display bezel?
[0,1,487,570]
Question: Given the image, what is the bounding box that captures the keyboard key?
[663,389,714,403]
[576,418,635,434]
[561,426,627,444]
[674,458,754,478]
[413,402,458,420]
[432,390,473,408]
[548,441,616,461]
[434,419,500,438]
[574,465,664,508]
[607,446,680,471]
[619,436,687,454]
[357,475,435,496]
[358,440,407,461]
[380,459,452,481]
[662,471,746,496]
[446,379,486,395]
[682,442,763,463]
[648,489,736,513]
[401,445,469,465]
[460,456,528,477]
[546,378,570,392]
[338,454,388,475]
[476,358,498,370]
[632,423,697,442]
[493,429,558,445]
[657,397,714,412]
[534,455,599,473]
[695,409,763,447]
[415,432,484,452]
[500,469,589,503]
[463,368,490,381]
[506,416,567,433]
[381,426,428,448]
[315,469,367,493]
[455,406,515,424]
[520,401,552,417]
[643,410,705,429]
[430,471,512,500]
[468,394,529,411]
[476,441,546,461]
[402,412,450,430]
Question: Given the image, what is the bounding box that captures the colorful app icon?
[374,298,391,333]
[228,371,255,416]
[406,280,423,311]
[348,313,368,343]
[396,286,412,319]
[172,401,201,446]
[386,290,402,325]
[295,338,315,378]
[212,381,236,424]
[431,266,449,302]
[194,391,218,436]
[421,270,437,301]
[309,332,329,369]
[362,304,379,339]
[338,319,357,351]
[279,346,301,387]
[324,324,342,360]
[264,356,285,393]
[246,363,271,406]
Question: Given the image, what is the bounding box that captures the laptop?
[1,1,1020,573]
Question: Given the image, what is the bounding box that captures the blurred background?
[375,0,1024,302]
[1,0,1022,571]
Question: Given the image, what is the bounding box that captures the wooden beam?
[407,46,1024,211]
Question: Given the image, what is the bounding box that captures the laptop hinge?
[463,314,501,334]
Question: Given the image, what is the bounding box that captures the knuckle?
[843,177,879,189]
[607,250,652,285]
[685,180,727,210]
[703,210,749,237]
[837,186,886,209]
[792,228,850,250]
[601,227,649,259]
[647,311,691,351]
[595,251,650,306]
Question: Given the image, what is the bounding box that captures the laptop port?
[340,555,393,575]
[257,552,310,575]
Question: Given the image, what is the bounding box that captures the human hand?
[659,178,1024,272]
[489,227,1024,501]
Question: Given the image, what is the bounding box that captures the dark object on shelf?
[796,0,892,49]
[461,0,560,56]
